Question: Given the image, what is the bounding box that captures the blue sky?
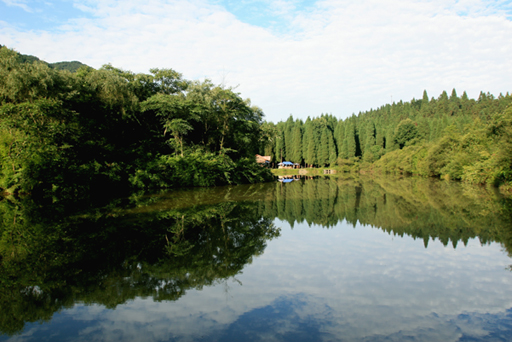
[0,0,91,30]
[1,0,512,122]
[1,0,321,32]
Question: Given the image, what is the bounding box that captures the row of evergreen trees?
[261,89,512,188]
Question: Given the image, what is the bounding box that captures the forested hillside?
[2,44,511,196]
[0,44,89,72]
[0,46,272,196]
[261,89,512,190]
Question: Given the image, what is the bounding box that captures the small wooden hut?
[255,154,271,165]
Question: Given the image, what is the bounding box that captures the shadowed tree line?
[0,186,280,335]
[0,46,272,197]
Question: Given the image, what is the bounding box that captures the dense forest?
[0,46,272,196]
[2,44,512,196]
[261,89,512,191]
[0,45,89,72]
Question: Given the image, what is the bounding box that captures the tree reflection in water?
[1,175,512,336]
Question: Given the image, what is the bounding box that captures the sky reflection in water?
[2,177,512,341]
[5,220,512,342]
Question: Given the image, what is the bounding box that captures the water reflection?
[1,176,512,341]
[263,176,512,254]
[0,193,280,336]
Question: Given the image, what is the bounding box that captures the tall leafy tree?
[164,119,193,156]
[394,119,418,149]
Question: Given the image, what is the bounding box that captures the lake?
[1,176,512,341]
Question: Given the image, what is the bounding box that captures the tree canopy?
[0,46,272,196]
[259,88,512,190]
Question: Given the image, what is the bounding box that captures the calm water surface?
[1,176,512,341]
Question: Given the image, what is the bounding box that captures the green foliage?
[343,119,356,159]
[1,176,512,334]
[318,127,330,166]
[129,152,273,189]
[49,61,89,73]
[0,46,268,196]
[2,45,512,192]
[290,120,303,164]
[372,106,512,188]
[261,83,511,188]
[0,188,281,334]
[394,119,418,149]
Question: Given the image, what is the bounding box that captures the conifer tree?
[284,116,294,160]
[343,119,356,158]
[290,120,303,164]
[275,126,285,162]
[449,88,460,116]
[386,127,398,152]
[461,91,472,114]
[362,122,376,162]
[334,120,345,154]
[416,116,430,142]
[308,120,321,166]
[358,123,367,157]
[302,118,311,166]
[437,90,450,116]
[375,124,384,149]
[304,120,317,166]
[328,128,337,166]
[319,127,329,166]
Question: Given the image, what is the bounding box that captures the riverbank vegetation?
[261,90,512,191]
[2,44,512,196]
[0,46,273,196]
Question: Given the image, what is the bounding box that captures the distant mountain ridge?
[0,44,90,72]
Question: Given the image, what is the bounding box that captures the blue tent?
[281,161,294,166]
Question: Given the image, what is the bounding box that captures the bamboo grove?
[260,90,512,190]
[0,46,273,196]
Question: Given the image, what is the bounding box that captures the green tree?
[319,127,330,166]
[290,120,303,164]
[284,115,294,161]
[304,120,318,166]
[342,119,356,159]
[328,128,337,166]
[164,119,193,156]
[363,122,376,162]
[449,88,460,116]
[394,119,418,149]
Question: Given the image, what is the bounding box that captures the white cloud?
[1,0,511,122]
[1,0,31,12]
[9,220,512,341]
